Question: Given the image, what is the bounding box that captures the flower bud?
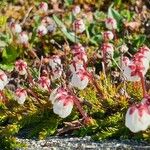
[105,17,117,30]
[103,31,114,41]
[15,60,27,75]
[39,2,48,12]
[15,88,27,105]
[73,19,85,33]
[37,25,48,36]
[72,5,81,16]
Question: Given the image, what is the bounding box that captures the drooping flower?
[73,19,85,33]
[70,69,89,90]
[39,2,48,12]
[15,88,27,105]
[18,32,29,45]
[10,22,22,34]
[103,31,114,41]
[125,103,150,133]
[38,76,50,91]
[72,5,81,16]
[105,17,117,30]
[49,87,74,118]
[15,60,27,75]
[37,24,48,36]
[0,70,8,90]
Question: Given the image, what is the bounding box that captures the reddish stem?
[89,73,104,99]
[67,88,90,123]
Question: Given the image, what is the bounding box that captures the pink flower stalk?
[73,19,85,33]
[39,2,48,12]
[0,70,8,90]
[70,68,89,90]
[72,5,81,16]
[10,22,22,34]
[15,88,27,105]
[125,102,150,133]
[37,24,48,36]
[105,17,117,30]
[38,76,50,91]
[103,31,114,41]
[15,60,27,75]
[18,32,29,45]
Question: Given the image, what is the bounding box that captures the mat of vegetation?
[0,0,150,150]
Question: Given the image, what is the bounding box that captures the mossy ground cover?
[0,0,150,149]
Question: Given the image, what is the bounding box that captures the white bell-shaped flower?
[15,88,27,105]
[125,103,150,133]
[37,24,48,36]
[38,76,50,91]
[0,70,8,90]
[103,31,114,41]
[10,22,22,34]
[15,60,27,75]
[39,2,48,12]
[53,97,74,118]
[105,17,117,30]
[73,19,85,33]
[49,87,74,118]
[18,32,29,44]
[70,69,89,90]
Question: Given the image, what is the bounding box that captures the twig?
[21,6,33,26]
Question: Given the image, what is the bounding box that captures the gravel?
[17,136,150,150]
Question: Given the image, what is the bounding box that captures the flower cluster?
[122,46,150,82]
[70,44,89,90]
[124,46,150,132]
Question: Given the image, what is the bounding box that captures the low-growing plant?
[0,0,150,149]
